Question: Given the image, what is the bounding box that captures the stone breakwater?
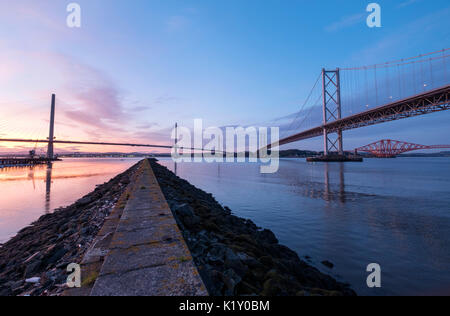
[150,159,356,296]
[0,159,356,296]
[0,163,139,296]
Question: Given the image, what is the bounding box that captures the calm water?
[157,157,450,296]
[1,157,449,296]
[0,158,140,244]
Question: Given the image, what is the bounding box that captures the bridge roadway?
[1,85,449,152]
[0,139,174,149]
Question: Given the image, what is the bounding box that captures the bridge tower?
[322,68,343,156]
[47,94,56,160]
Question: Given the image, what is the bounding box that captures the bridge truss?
[355,139,450,158]
[278,84,450,146]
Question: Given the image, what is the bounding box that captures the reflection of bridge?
[0,49,449,159]
[355,139,450,158]
[0,163,53,213]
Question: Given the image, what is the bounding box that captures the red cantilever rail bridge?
[355,139,450,158]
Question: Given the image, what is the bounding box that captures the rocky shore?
[150,159,356,296]
[0,159,356,296]
[0,163,139,296]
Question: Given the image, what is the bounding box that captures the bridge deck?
[1,86,449,151]
[278,84,450,147]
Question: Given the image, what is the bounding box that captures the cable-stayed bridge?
[0,48,449,160]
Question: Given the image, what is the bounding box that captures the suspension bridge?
[0,48,449,162]
[275,48,450,160]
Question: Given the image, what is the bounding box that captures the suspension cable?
[341,48,450,71]
[283,71,322,136]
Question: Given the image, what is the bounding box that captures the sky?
[0,0,449,154]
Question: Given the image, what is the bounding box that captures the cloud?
[34,53,134,136]
[397,0,422,9]
[0,2,132,143]
[61,146,83,152]
[324,13,365,32]
[154,95,182,105]
[346,6,450,66]
[130,127,173,145]
[165,7,199,33]
[166,15,190,32]
[0,60,23,83]
[0,1,178,153]
[137,123,159,130]
[184,7,199,15]
[130,105,151,112]
[0,49,139,145]
[126,95,182,113]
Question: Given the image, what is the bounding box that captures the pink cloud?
[0,2,172,151]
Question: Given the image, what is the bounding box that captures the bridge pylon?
[47,94,56,160]
[322,68,343,156]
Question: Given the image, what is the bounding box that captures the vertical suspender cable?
[374,66,378,106]
[385,66,391,99]
[420,58,425,92]
[364,67,369,107]
[429,58,434,89]
[443,50,447,83]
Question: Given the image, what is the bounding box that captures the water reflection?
[323,163,346,203]
[0,158,141,243]
[273,160,350,203]
[0,164,46,179]
[164,160,350,203]
[27,167,36,190]
[0,163,55,213]
[45,163,53,213]
[158,158,450,296]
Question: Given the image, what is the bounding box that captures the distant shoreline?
[2,150,449,161]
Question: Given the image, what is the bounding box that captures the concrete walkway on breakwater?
[76,160,207,296]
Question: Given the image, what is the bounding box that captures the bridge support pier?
[322,69,344,157]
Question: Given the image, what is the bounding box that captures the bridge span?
[1,84,449,159]
[277,84,450,147]
[1,49,449,160]
[0,138,173,150]
[355,139,450,158]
